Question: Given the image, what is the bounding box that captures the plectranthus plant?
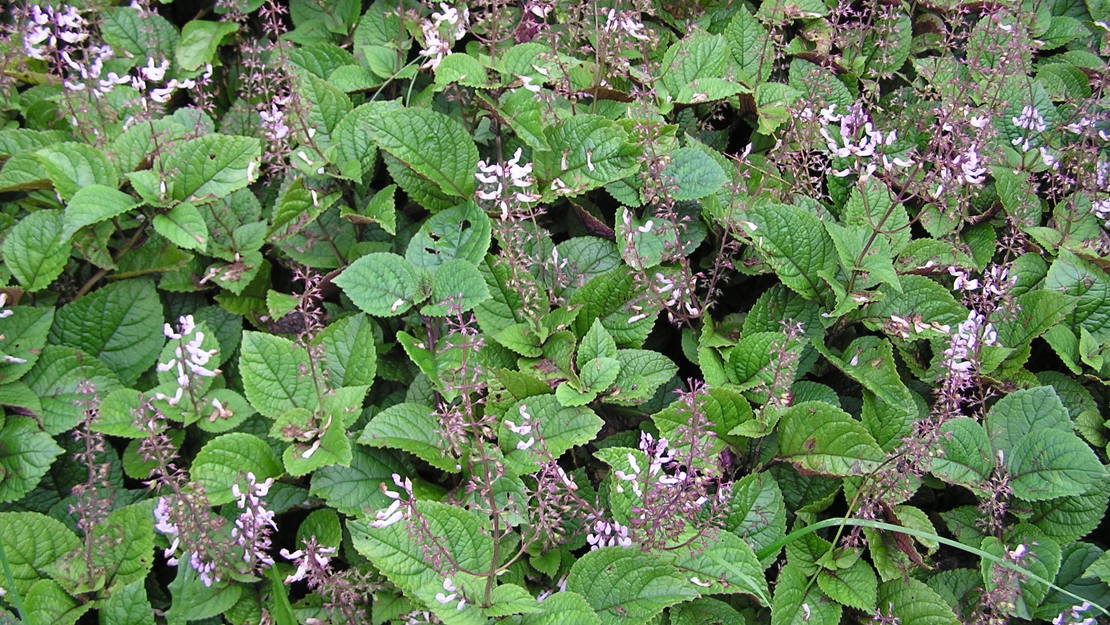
[0,0,1109,624]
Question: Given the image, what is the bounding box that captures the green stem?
[757,518,1110,618]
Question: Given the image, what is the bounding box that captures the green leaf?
[1046,250,1110,343]
[176,21,238,71]
[100,580,155,625]
[745,202,837,299]
[771,563,841,625]
[48,279,164,385]
[366,108,478,197]
[876,578,961,625]
[666,531,770,603]
[725,471,786,567]
[92,388,147,438]
[239,332,317,418]
[349,501,492,624]
[0,306,54,384]
[673,599,750,625]
[358,402,459,472]
[3,210,71,292]
[315,313,378,388]
[165,566,242,625]
[931,418,992,492]
[825,222,901,293]
[281,420,352,477]
[864,275,966,333]
[299,72,352,148]
[423,259,491,315]
[1027,478,1109,544]
[62,185,140,240]
[755,83,802,134]
[1036,542,1110,620]
[566,548,698,625]
[23,346,122,434]
[580,357,620,392]
[492,89,551,152]
[815,337,912,409]
[435,53,488,89]
[310,446,411,516]
[342,184,396,234]
[334,252,429,317]
[406,202,492,268]
[985,386,1071,457]
[501,395,602,474]
[817,558,877,611]
[23,579,90,625]
[658,33,729,103]
[555,383,596,406]
[295,508,342,550]
[609,350,677,406]
[35,143,118,202]
[578,319,618,367]
[996,290,1077,349]
[485,583,543,617]
[0,512,80,596]
[101,7,178,57]
[158,134,261,203]
[725,6,772,87]
[536,115,641,198]
[266,566,297,625]
[1006,429,1106,502]
[0,152,51,195]
[331,101,399,176]
[778,401,885,476]
[661,147,727,201]
[153,203,209,252]
[190,433,283,505]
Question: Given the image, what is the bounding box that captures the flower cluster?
[155,315,220,407]
[23,4,87,60]
[0,294,26,365]
[586,518,633,550]
[1092,198,1110,229]
[418,3,469,70]
[230,473,277,571]
[505,404,535,450]
[975,543,1032,625]
[154,497,222,586]
[280,540,337,584]
[370,473,413,529]
[1011,105,1047,152]
[613,421,725,549]
[475,148,542,219]
[603,8,651,42]
[258,96,292,142]
[943,310,999,378]
[1054,602,1097,625]
[819,104,913,179]
[434,577,467,611]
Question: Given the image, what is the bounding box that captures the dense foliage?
[0,0,1109,624]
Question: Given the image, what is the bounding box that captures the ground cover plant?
[0,0,1109,624]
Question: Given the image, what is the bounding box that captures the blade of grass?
[267,566,297,625]
[0,536,25,623]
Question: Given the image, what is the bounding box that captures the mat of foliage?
[1,0,1109,624]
